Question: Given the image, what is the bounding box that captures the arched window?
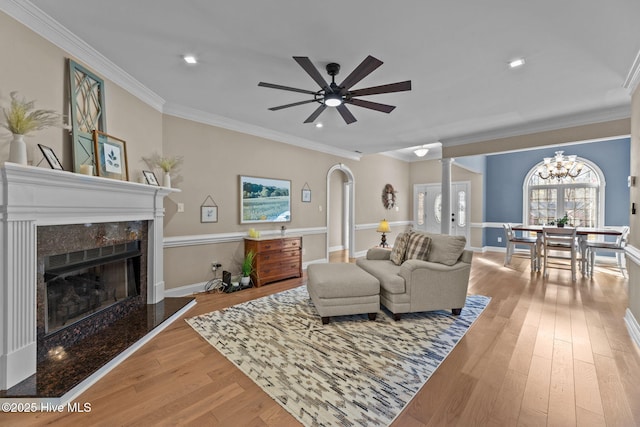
[524,156,605,227]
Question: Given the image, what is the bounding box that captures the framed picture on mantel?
[93,130,129,181]
[38,144,63,170]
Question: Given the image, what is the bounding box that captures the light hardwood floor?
[3,252,640,426]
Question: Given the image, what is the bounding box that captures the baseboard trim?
[165,282,208,297]
[164,259,328,297]
[625,309,640,350]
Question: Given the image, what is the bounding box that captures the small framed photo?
[143,170,159,186]
[38,144,63,170]
[201,205,218,223]
[302,189,311,203]
[93,130,129,181]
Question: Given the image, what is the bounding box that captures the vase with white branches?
[142,153,183,188]
[1,91,63,165]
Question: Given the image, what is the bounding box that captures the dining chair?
[586,226,630,278]
[503,223,539,271]
[542,226,579,281]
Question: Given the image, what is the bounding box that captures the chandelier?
[537,151,583,180]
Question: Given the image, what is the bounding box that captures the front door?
[413,182,469,242]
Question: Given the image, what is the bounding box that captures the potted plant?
[241,250,256,286]
[554,213,570,227]
[1,91,62,165]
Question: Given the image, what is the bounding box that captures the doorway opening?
[326,164,355,261]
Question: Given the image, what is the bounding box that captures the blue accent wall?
[484,137,630,247]
[455,155,486,174]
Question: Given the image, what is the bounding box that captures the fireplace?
[37,221,148,360]
[0,163,176,390]
[45,252,140,333]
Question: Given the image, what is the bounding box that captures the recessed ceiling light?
[315,123,323,128]
[509,58,525,68]
[183,55,197,65]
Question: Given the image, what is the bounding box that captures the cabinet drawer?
[256,250,299,266]
[254,240,283,251]
[258,260,300,276]
[258,263,301,283]
[282,238,301,250]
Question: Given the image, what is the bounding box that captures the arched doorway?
[326,164,355,261]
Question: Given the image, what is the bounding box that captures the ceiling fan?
[258,55,411,125]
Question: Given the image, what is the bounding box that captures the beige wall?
[161,115,411,288]
[1,12,68,165]
[0,12,163,174]
[409,160,483,247]
[0,11,412,291]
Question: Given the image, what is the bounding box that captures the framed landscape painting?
[240,175,291,224]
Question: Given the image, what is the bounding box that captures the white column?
[147,190,166,304]
[441,158,453,235]
[0,219,37,389]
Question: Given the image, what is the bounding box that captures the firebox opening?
[44,241,141,335]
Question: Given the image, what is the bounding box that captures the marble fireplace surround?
[0,163,176,390]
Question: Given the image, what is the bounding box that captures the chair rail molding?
[163,227,327,248]
[355,220,413,231]
[626,245,640,266]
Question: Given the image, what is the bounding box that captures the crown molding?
[442,104,631,147]
[624,48,640,95]
[1,1,364,160]
[0,0,165,111]
[163,103,362,161]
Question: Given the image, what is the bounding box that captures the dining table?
[511,225,623,275]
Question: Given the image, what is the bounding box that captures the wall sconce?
[376,219,391,247]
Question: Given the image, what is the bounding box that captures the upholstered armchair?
[356,231,473,320]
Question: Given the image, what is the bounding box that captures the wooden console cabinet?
[244,236,302,287]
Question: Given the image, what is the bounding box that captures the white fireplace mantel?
[0,162,177,390]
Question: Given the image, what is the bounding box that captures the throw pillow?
[404,232,432,261]
[426,233,467,266]
[390,232,410,265]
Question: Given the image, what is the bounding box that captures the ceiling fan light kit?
[324,92,342,107]
[258,55,411,124]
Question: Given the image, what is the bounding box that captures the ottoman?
[307,263,380,324]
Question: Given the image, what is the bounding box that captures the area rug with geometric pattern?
[186,285,490,427]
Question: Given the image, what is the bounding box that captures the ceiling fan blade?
[346,98,396,113]
[293,57,329,89]
[303,104,327,123]
[349,80,412,97]
[258,82,318,95]
[269,99,319,111]
[339,55,383,91]
[336,104,357,124]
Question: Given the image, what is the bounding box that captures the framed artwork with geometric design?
[69,59,107,173]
